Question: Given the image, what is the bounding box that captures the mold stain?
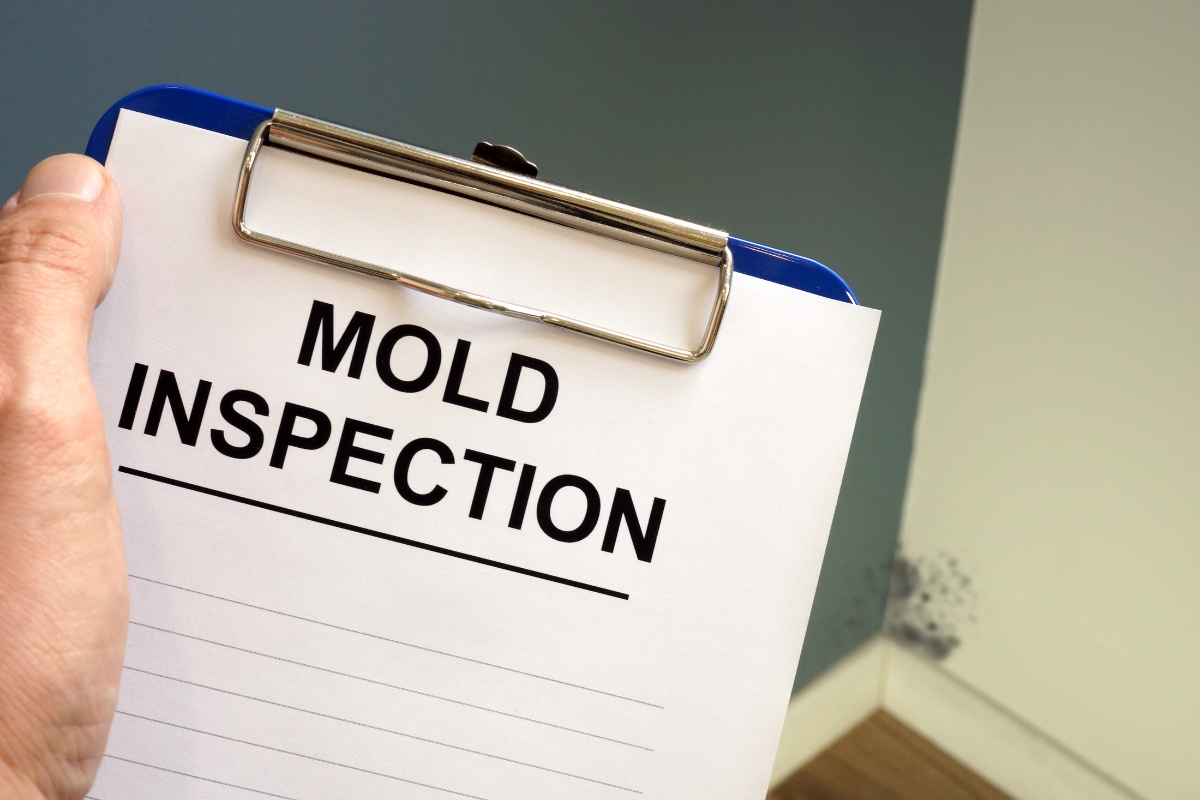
[885,549,976,661]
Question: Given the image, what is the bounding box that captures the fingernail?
[19,154,106,204]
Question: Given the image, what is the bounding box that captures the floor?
[767,710,1012,800]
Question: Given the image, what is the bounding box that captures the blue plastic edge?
[728,238,858,305]
[86,85,857,304]
[85,85,272,165]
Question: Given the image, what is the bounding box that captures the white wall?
[899,2,1200,799]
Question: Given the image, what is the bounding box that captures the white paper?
[88,110,879,800]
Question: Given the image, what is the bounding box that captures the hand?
[0,155,127,800]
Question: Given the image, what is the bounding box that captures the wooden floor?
[767,710,1011,800]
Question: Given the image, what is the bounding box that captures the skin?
[0,154,128,800]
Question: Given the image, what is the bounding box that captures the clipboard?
[87,84,859,364]
[83,84,877,800]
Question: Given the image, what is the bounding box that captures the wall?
[0,1,972,693]
[897,2,1200,797]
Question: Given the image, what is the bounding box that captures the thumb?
[0,155,126,798]
[0,154,122,343]
[0,153,121,416]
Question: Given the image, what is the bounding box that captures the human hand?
[0,155,127,800]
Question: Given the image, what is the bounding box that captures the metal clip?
[232,111,732,362]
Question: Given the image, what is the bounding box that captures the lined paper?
[88,109,878,799]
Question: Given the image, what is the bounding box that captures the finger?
[0,151,124,513]
[0,154,122,427]
[1,154,122,326]
[0,154,125,619]
[0,155,126,798]
[0,152,124,517]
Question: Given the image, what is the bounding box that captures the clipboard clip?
[232,111,733,362]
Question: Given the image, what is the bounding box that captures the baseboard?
[769,636,886,785]
[882,643,1142,800]
[769,635,1141,799]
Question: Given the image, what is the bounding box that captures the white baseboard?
[883,643,1141,800]
[769,636,886,785]
[769,636,1141,800]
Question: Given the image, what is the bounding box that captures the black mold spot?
[885,548,976,661]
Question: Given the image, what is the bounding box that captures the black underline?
[117,466,628,600]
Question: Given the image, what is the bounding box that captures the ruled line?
[129,620,652,751]
[123,666,640,793]
[128,573,661,708]
[101,754,299,799]
[116,712,492,799]
[117,465,628,600]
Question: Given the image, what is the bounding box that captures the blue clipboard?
[86,85,858,336]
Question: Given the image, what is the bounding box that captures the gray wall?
[0,1,971,693]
